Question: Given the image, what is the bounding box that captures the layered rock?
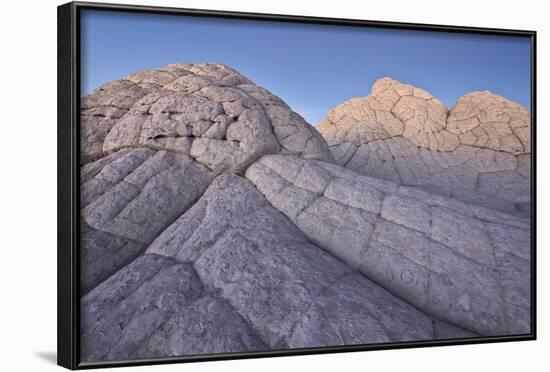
[79,65,531,363]
[316,78,531,215]
[82,62,332,172]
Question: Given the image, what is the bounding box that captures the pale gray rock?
[426,241,506,335]
[245,157,378,269]
[145,173,281,262]
[80,80,149,164]
[492,249,530,334]
[432,320,477,340]
[80,254,266,361]
[134,295,268,358]
[431,207,495,267]
[487,222,531,334]
[397,185,530,230]
[80,221,146,295]
[288,273,434,347]
[316,78,531,215]
[146,174,439,349]
[245,154,530,335]
[82,149,215,244]
[80,147,154,207]
[80,147,136,185]
[295,197,376,270]
[486,222,531,262]
[78,67,530,363]
[80,148,215,295]
[478,170,530,204]
[361,222,507,335]
[361,226,432,309]
[81,255,202,361]
[81,62,332,172]
[79,154,526,361]
[324,176,385,214]
[381,195,431,234]
[237,83,333,161]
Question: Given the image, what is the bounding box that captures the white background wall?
[0,0,546,370]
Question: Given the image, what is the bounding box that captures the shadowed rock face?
[316,78,531,215]
[80,66,530,363]
[81,62,333,172]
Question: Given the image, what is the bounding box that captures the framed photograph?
[58,1,536,369]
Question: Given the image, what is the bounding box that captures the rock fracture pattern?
[80,64,531,362]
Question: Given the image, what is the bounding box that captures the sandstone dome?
[79,66,530,362]
[316,77,531,216]
[81,62,333,172]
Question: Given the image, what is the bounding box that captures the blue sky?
[81,9,531,124]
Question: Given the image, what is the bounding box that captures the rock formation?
[81,62,332,172]
[80,64,531,363]
[316,78,531,215]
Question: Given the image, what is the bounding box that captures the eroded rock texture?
[246,155,530,336]
[79,66,530,363]
[316,78,531,215]
[80,148,215,294]
[82,63,332,172]
[81,254,267,361]
[82,174,474,361]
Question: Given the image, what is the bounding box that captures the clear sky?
[81,9,531,124]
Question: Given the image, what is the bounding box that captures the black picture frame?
[57,1,537,369]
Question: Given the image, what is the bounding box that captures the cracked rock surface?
[246,155,530,336]
[80,66,530,363]
[81,62,333,172]
[316,78,531,216]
